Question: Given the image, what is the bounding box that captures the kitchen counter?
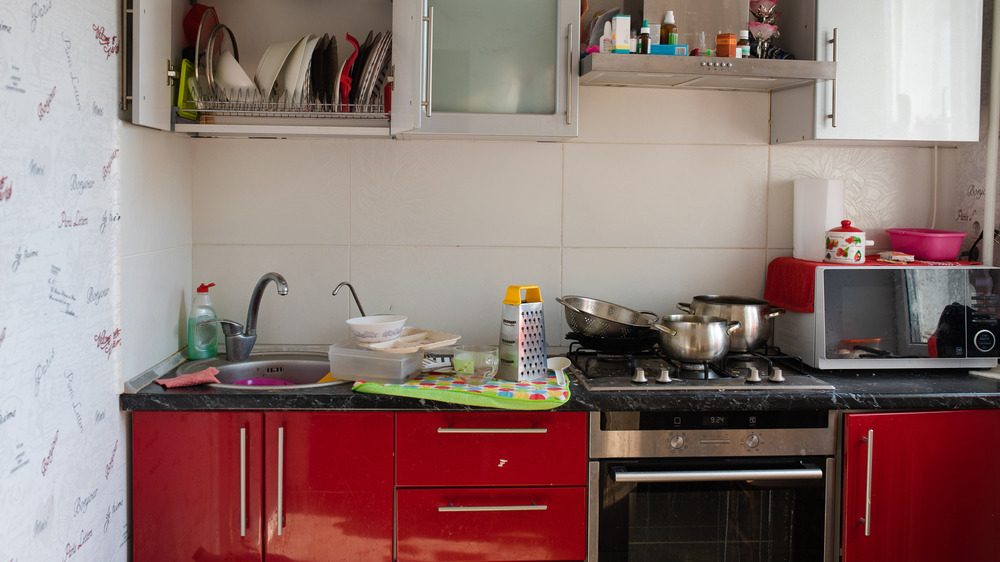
[120,349,1000,412]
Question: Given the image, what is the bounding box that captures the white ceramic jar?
[824,220,873,264]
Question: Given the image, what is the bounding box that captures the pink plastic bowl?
[885,228,967,261]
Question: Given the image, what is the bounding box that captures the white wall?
[134,87,957,353]
[0,0,128,559]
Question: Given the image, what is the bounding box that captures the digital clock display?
[703,415,728,427]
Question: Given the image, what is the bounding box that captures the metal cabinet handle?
[421,5,434,117]
[239,427,247,537]
[827,27,838,127]
[438,504,547,513]
[565,23,573,125]
[613,466,823,483]
[119,1,132,111]
[861,429,873,536]
[437,427,547,434]
[277,426,285,536]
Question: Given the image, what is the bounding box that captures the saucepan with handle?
[676,295,785,352]
[652,315,741,363]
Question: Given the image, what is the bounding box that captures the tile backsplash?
[123,87,961,373]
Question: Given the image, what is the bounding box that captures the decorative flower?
[748,21,777,42]
[749,0,777,15]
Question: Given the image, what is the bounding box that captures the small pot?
[676,295,785,352]
[652,315,741,363]
[824,220,874,264]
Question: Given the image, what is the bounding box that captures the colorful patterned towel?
[352,372,570,410]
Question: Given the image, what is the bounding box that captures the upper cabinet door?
[392,0,579,139]
[124,0,185,131]
[771,0,982,143]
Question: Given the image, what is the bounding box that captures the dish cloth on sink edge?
[352,372,570,410]
[155,367,220,388]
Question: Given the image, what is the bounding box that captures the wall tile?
[193,244,351,345]
[350,139,562,246]
[564,143,769,247]
[120,124,193,256]
[575,87,770,145]
[122,246,191,393]
[191,139,351,245]
[562,248,768,329]
[350,246,562,346]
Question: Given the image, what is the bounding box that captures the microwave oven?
[774,265,1000,369]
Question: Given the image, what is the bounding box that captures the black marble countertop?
[120,348,1000,413]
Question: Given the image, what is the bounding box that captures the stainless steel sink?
[176,352,348,390]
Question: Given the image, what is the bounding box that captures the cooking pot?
[676,295,785,352]
[824,220,874,264]
[652,315,741,363]
[556,296,658,339]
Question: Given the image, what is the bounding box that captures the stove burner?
[566,332,657,354]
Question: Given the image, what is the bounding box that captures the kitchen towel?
[764,257,977,313]
[352,372,570,410]
[156,367,221,388]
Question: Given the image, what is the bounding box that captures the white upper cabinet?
[392,0,579,139]
[120,0,579,139]
[770,0,983,144]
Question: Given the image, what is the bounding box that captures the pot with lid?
[676,295,785,352]
[824,220,874,264]
[652,315,741,363]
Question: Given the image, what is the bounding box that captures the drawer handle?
[437,427,547,434]
[438,503,548,513]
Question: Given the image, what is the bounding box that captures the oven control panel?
[663,431,775,455]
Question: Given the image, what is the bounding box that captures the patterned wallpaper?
[0,0,127,560]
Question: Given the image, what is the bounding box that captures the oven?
[588,410,838,562]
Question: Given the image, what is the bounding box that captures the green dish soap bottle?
[187,282,218,359]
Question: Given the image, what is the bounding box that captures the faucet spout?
[245,272,288,336]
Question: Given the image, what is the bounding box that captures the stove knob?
[632,367,648,384]
[656,368,673,383]
[670,435,685,449]
[769,368,785,383]
[745,366,762,384]
[745,434,760,448]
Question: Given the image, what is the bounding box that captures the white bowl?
[346,315,407,343]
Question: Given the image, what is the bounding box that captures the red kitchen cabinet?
[842,410,1000,562]
[132,411,393,562]
[395,411,588,561]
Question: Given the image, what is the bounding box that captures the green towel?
[352,372,570,410]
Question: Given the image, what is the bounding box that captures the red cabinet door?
[397,486,588,561]
[132,411,263,562]
[263,411,394,561]
[396,411,588,487]
[843,410,1000,562]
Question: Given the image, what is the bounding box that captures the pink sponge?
[156,367,221,388]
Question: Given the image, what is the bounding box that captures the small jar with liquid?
[661,11,678,45]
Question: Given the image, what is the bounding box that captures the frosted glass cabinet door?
[392,0,579,139]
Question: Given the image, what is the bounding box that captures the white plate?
[291,35,320,104]
[359,327,461,354]
[276,35,311,102]
[255,38,300,100]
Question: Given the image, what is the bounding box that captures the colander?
[556,296,658,339]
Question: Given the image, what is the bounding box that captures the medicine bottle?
[661,11,678,45]
[737,30,750,58]
[639,21,651,54]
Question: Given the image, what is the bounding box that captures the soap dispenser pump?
[187,282,218,360]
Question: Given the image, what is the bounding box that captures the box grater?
[497,285,548,382]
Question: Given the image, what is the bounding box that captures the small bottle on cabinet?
[639,20,651,54]
[661,11,678,45]
[187,282,218,360]
[737,30,750,58]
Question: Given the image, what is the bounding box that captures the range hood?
[579,53,836,92]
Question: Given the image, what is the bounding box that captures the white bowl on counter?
[346,314,407,343]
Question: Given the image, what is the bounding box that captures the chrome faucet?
[200,272,289,362]
[332,281,366,317]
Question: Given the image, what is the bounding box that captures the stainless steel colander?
[556,296,658,339]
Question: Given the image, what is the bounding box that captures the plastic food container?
[885,228,967,261]
[328,343,422,383]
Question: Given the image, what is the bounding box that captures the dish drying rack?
[181,85,389,121]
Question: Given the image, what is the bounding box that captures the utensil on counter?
[556,295,658,338]
[676,295,785,352]
[547,356,570,385]
[498,285,548,382]
[652,315,741,363]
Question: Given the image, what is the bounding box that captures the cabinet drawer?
[396,411,587,487]
[396,486,587,561]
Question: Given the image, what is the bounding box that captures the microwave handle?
[612,465,823,483]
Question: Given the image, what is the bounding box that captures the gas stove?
[566,334,833,392]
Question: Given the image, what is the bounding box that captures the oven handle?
[612,465,823,483]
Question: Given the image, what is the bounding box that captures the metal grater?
[497,285,548,382]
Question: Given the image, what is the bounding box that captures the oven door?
[589,456,836,562]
